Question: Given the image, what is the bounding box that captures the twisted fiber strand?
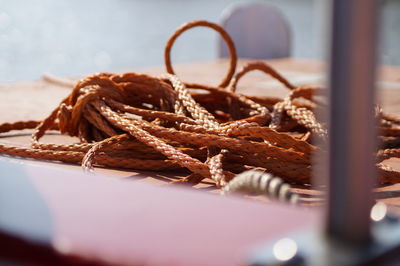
[205,147,228,185]
[237,94,269,116]
[178,119,310,155]
[93,100,212,178]
[246,95,284,107]
[109,146,207,160]
[58,103,73,134]
[84,105,118,137]
[230,61,296,92]
[208,152,226,186]
[222,113,270,127]
[225,153,311,184]
[164,74,219,130]
[289,86,322,100]
[184,82,269,116]
[68,86,123,136]
[289,86,324,111]
[67,73,116,106]
[76,156,182,171]
[107,150,166,160]
[0,143,85,163]
[270,86,327,138]
[82,134,134,171]
[32,134,131,152]
[205,147,229,187]
[34,137,203,158]
[77,118,91,143]
[0,120,40,134]
[0,142,179,170]
[223,121,314,155]
[279,97,327,139]
[267,84,324,134]
[270,101,286,129]
[32,105,63,143]
[111,73,178,113]
[33,142,101,153]
[105,98,196,125]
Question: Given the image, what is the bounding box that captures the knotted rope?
[1,20,400,199]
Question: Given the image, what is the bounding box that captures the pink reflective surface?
[1,160,317,265]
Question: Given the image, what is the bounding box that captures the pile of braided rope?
[1,20,400,197]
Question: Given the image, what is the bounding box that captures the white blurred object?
[218,2,291,59]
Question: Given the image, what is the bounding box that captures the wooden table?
[1,58,400,205]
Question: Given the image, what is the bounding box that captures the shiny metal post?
[326,0,380,244]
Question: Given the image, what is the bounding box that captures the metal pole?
[249,2,400,264]
[326,0,380,244]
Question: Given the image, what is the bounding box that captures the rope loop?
[164,20,237,88]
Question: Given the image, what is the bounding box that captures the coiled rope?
[1,20,400,202]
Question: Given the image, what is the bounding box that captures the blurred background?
[0,0,398,83]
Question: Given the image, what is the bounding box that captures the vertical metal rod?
[326,0,380,243]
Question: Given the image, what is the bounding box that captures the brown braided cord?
[184,82,270,117]
[230,61,296,92]
[0,120,40,133]
[279,98,327,139]
[207,149,227,187]
[82,134,132,171]
[165,20,237,88]
[105,98,196,125]
[270,87,328,140]
[163,74,219,130]
[0,142,181,170]
[1,19,400,191]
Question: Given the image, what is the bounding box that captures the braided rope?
[271,87,328,140]
[0,19,400,202]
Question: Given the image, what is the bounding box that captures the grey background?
[0,0,398,83]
